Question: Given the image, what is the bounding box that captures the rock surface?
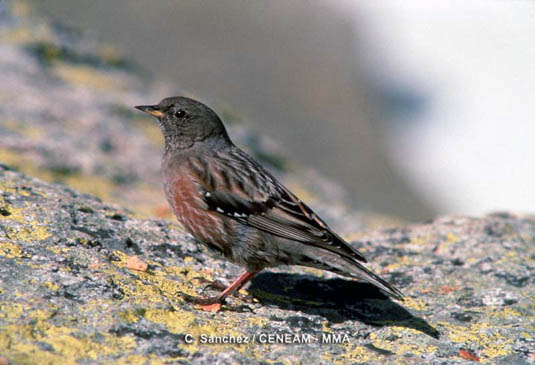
[1,2,535,364]
[1,165,535,364]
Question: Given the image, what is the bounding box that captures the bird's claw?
[177,288,254,307]
[200,280,229,293]
[178,291,226,306]
[191,277,229,291]
[177,291,255,313]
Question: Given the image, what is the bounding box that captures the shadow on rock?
[248,272,439,339]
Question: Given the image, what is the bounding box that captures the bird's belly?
[165,171,233,256]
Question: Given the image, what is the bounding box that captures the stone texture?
[1,165,535,364]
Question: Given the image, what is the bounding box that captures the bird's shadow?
[247,272,439,339]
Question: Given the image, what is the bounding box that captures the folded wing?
[192,148,368,264]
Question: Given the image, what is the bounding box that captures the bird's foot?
[192,276,226,290]
[178,291,254,313]
[178,291,225,312]
[192,277,255,303]
[199,279,228,292]
[181,292,225,306]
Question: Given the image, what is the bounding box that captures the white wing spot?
[205,192,211,197]
[216,207,224,213]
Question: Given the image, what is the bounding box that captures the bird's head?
[135,96,230,150]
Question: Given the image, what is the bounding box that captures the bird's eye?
[174,109,186,118]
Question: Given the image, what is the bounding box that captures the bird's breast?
[163,162,234,256]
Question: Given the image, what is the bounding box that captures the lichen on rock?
[1,165,535,364]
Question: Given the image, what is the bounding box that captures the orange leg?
[182,270,259,305]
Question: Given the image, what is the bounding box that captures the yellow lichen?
[409,233,434,247]
[0,309,138,364]
[0,148,170,222]
[0,242,23,258]
[329,343,374,364]
[402,297,428,312]
[107,251,200,301]
[445,232,460,243]
[383,255,424,271]
[183,256,194,263]
[117,310,140,324]
[114,355,165,365]
[48,246,71,255]
[0,205,51,243]
[0,302,25,321]
[99,251,272,356]
[2,340,63,365]
[440,321,513,361]
[43,281,60,291]
[486,307,523,320]
[368,329,438,359]
[143,306,266,356]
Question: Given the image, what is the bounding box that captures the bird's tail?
[296,248,404,301]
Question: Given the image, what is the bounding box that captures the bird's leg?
[182,270,258,305]
[192,277,229,292]
[200,278,256,303]
[193,278,246,297]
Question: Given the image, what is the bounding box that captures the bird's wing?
[188,148,367,263]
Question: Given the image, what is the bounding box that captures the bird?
[135,96,403,306]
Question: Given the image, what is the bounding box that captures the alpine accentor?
[135,96,403,305]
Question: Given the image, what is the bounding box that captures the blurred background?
[26,0,535,221]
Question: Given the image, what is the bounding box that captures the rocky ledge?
[1,165,534,364]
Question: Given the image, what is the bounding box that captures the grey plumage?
[135,96,403,304]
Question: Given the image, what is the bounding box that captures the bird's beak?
[135,105,164,118]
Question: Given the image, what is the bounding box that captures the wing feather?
[193,149,367,263]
